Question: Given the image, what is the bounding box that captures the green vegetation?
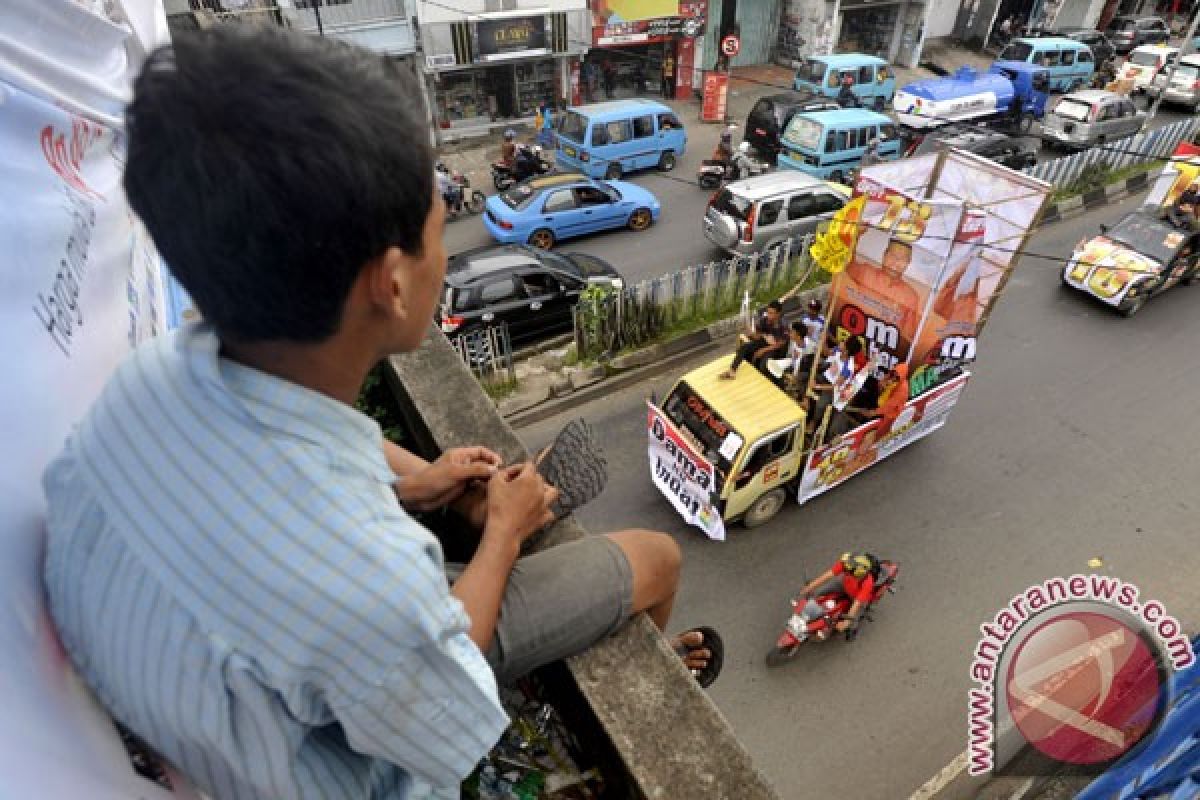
[1050,159,1165,203]
[356,362,407,443]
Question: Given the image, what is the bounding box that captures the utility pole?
[312,0,325,37]
[1145,8,1200,128]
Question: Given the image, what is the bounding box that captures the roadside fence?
[573,235,817,361]
[1026,116,1200,187]
[451,324,516,390]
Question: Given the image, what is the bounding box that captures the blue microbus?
[793,53,897,111]
[777,108,902,182]
[555,99,687,180]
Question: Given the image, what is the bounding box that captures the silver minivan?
[1040,90,1144,149]
[1149,53,1200,110]
[702,172,849,257]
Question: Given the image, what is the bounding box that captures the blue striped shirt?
[42,323,508,799]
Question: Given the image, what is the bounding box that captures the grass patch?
[1050,159,1165,203]
[481,377,519,402]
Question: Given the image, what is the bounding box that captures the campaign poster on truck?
[647,402,727,540]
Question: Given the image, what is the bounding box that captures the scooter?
[765,560,899,666]
[443,168,486,219]
[697,145,770,189]
[492,145,552,190]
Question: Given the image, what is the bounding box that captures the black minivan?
[743,91,839,164]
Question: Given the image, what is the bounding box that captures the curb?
[501,177,1149,429]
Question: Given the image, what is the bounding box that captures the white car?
[1117,44,1178,93]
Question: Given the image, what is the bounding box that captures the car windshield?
[1000,42,1034,61]
[1106,215,1181,265]
[1130,51,1161,66]
[559,111,588,143]
[501,184,538,210]
[1054,98,1092,121]
[782,117,823,151]
[711,188,752,221]
[796,59,826,84]
[596,181,621,199]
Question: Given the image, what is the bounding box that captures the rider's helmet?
[737,141,751,153]
[504,129,516,140]
[840,552,875,579]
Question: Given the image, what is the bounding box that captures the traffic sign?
[720,34,740,57]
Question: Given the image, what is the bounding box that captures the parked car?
[1040,89,1144,149]
[483,173,661,250]
[702,172,850,257]
[1105,16,1170,54]
[743,92,840,163]
[911,128,1038,170]
[1117,44,1179,93]
[440,244,624,346]
[1062,210,1200,316]
[1047,27,1116,68]
[1148,52,1200,110]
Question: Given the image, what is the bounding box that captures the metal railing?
[573,236,816,361]
[451,324,517,390]
[1026,116,1200,188]
[278,0,409,34]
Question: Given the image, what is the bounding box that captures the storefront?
[418,7,590,141]
[834,0,928,67]
[588,1,707,100]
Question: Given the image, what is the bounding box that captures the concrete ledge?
[386,325,781,799]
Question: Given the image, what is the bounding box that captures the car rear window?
[711,188,752,221]
[1129,51,1160,66]
[559,111,588,143]
[1053,98,1092,121]
[1108,215,1182,265]
[501,184,538,210]
[1174,63,1200,80]
[1000,41,1034,61]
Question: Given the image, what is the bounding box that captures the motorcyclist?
[500,129,517,168]
[860,137,882,169]
[836,73,859,108]
[796,552,881,634]
[711,125,736,168]
[434,161,462,213]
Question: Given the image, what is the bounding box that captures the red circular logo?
[1005,612,1164,765]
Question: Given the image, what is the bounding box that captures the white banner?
[647,402,726,541]
[1,1,201,797]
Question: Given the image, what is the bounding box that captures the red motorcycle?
[765,560,899,666]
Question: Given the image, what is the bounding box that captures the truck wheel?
[1019,112,1034,134]
[873,96,886,112]
[830,170,845,184]
[743,488,787,528]
[1119,293,1147,317]
[1069,79,1083,92]
[658,151,677,171]
[604,163,622,180]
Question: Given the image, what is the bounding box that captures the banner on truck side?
[797,372,971,503]
[647,401,727,541]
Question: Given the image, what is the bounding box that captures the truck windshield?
[1106,215,1179,266]
[663,383,734,487]
[1053,98,1092,121]
[1000,42,1034,61]
[797,59,826,84]
[559,111,588,143]
[783,117,823,151]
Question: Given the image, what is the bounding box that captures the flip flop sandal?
[674,626,724,689]
[535,418,608,520]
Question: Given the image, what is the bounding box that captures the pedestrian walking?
[602,59,616,99]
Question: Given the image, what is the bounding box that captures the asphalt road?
[442,105,1192,287]
[511,192,1199,800]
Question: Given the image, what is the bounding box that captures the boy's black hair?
[845,336,863,356]
[766,299,784,313]
[123,26,434,343]
[790,320,806,334]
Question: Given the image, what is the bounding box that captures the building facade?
[415,0,590,142]
[586,0,707,100]
[774,0,931,68]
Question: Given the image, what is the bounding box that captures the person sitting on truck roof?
[1167,180,1200,229]
[720,299,787,379]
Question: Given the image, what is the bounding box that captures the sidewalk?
[436,43,990,198]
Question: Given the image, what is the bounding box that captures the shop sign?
[701,72,728,121]
[476,16,548,62]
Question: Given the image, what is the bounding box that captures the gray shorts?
[446,534,634,685]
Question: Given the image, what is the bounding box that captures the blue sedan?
[483,172,662,250]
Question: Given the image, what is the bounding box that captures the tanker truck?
[893,62,1051,134]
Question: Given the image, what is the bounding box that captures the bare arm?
[801,568,835,596]
[382,439,501,516]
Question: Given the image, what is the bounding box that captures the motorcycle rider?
[500,128,517,168]
[797,552,881,634]
[710,125,737,178]
[434,161,463,214]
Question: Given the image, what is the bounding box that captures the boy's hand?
[484,463,557,549]
[397,446,502,511]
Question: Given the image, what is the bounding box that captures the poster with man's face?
[829,174,963,374]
